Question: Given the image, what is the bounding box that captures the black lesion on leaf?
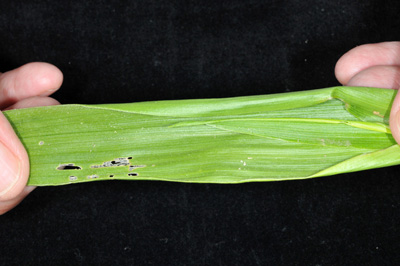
[57,164,82,170]
[91,158,131,168]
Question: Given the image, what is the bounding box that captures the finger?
[0,112,29,201]
[0,62,63,109]
[5,96,60,110]
[335,42,400,85]
[0,96,59,215]
[0,96,60,214]
[390,91,400,145]
[0,186,35,215]
[346,65,400,89]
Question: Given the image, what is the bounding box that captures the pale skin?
[0,62,62,214]
[1,41,400,214]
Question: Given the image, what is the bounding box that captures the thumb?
[0,112,29,202]
[0,141,22,199]
[390,90,400,145]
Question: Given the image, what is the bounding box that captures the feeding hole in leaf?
[128,173,138,177]
[91,157,131,168]
[69,176,78,181]
[57,164,82,170]
[129,165,146,171]
[87,175,99,179]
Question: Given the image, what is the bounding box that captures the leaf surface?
[3,86,399,186]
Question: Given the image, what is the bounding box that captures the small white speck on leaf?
[373,111,384,118]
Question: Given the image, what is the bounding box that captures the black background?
[1,1,400,265]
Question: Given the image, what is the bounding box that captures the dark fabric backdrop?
[1,1,399,265]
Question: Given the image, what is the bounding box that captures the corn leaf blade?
[3,86,399,186]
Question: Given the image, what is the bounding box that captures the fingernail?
[394,111,400,131]
[0,141,20,196]
[396,110,400,123]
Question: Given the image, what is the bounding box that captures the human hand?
[0,62,63,215]
[335,41,400,144]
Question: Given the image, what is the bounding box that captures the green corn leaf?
[3,86,400,186]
